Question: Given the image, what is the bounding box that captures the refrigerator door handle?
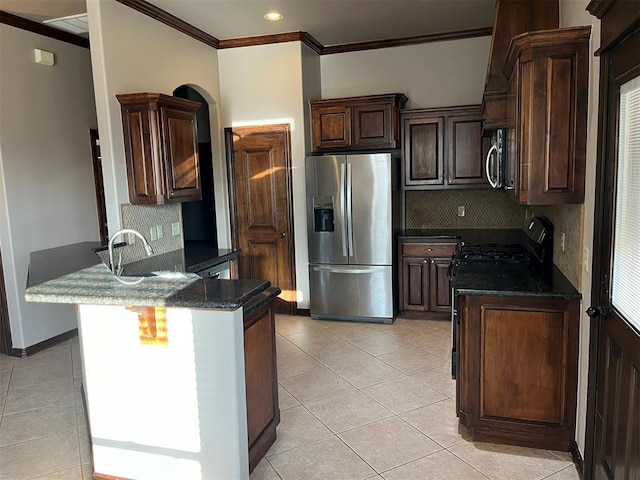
[340,163,348,257]
[313,266,386,274]
[346,162,354,257]
[485,144,498,188]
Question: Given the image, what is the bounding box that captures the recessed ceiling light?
[264,12,283,21]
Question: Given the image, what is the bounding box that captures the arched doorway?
[173,85,217,246]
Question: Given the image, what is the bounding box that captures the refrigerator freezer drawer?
[309,264,393,323]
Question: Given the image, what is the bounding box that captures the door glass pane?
[612,75,640,329]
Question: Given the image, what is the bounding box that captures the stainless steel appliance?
[306,153,399,323]
[449,217,554,377]
[485,128,506,189]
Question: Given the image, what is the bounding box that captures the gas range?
[449,217,554,379]
[457,243,532,262]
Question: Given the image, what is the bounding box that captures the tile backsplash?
[96,204,183,267]
[406,189,583,289]
[405,190,522,229]
[522,204,583,290]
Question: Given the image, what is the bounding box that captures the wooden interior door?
[89,129,108,245]
[586,23,640,480]
[226,125,296,314]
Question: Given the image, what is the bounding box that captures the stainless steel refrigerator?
[306,153,399,324]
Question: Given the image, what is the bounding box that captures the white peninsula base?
[77,304,249,480]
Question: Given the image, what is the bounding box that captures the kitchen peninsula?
[24,242,280,480]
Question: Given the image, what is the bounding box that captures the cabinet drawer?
[401,242,456,258]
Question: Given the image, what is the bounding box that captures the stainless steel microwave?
[485,128,506,189]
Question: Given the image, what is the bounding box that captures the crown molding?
[219,31,322,54]
[115,1,491,54]
[586,0,616,18]
[114,0,219,48]
[0,10,90,48]
[322,26,493,55]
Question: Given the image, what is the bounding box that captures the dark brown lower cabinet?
[243,292,280,473]
[398,240,457,318]
[457,295,580,451]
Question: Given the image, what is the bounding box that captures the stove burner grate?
[458,243,531,262]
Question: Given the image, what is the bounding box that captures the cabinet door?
[352,102,393,148]
[446,113,490,186]
[244,300,279,472]
[403,116,444,187]
[160,106,201,201]
[401,257,429,311]
[311,105,351,151]
[505,28,590,205]
[429,257,453,312]
[460,295,580,451]
[528,43,588,204]
[120,104,162,205]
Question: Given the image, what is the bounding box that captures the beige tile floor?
[0,315,580,480]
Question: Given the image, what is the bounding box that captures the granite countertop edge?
[243,287,282,316]
[25,263,273,310]
[455,288,582,300]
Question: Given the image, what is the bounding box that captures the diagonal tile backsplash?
[405,190,522,229]
[95,204,183,267]
[405,189,583,289]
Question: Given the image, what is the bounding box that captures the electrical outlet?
[150,227,157,242]
[457,206,465,217]
[583,247,590,272]
[561,232,566,252]
[127,232,136,245]
[172,222,180,236]
[156,225,163,239]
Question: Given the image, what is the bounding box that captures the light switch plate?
[150,227,157,242]
[156,225,163,239]
[172,222,180,236]
[583,247,590,272]
[127,233,136,245]
[457,206,465,217]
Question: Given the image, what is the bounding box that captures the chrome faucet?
[108,228,154,276]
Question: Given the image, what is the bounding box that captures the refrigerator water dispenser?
[313,196,334,232]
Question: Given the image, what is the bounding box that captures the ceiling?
[0,0,496,47]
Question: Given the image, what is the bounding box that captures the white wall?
[320,36,491,108]
[559,0,600,458]
[218,42,312,307]
[85,0,227,246]
[0,24,99,348]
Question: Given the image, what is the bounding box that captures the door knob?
[278,232,286,239]
[586,306,608,317]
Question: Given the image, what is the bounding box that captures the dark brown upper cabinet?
[504,26,590,205]
[117,93,202,205]
[402,105,490,189]
[482,0,559,131]
[310,93,407,152]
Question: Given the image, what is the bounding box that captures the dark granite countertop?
[454,261,580,299]
[398,228,528,245]
[28,241,240,286]
[27,241,105,287]
[400,228,580,299]
[183,241,239,273]
[25,242,268,310]
[26,261,274,309]
[119,242,239,276]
